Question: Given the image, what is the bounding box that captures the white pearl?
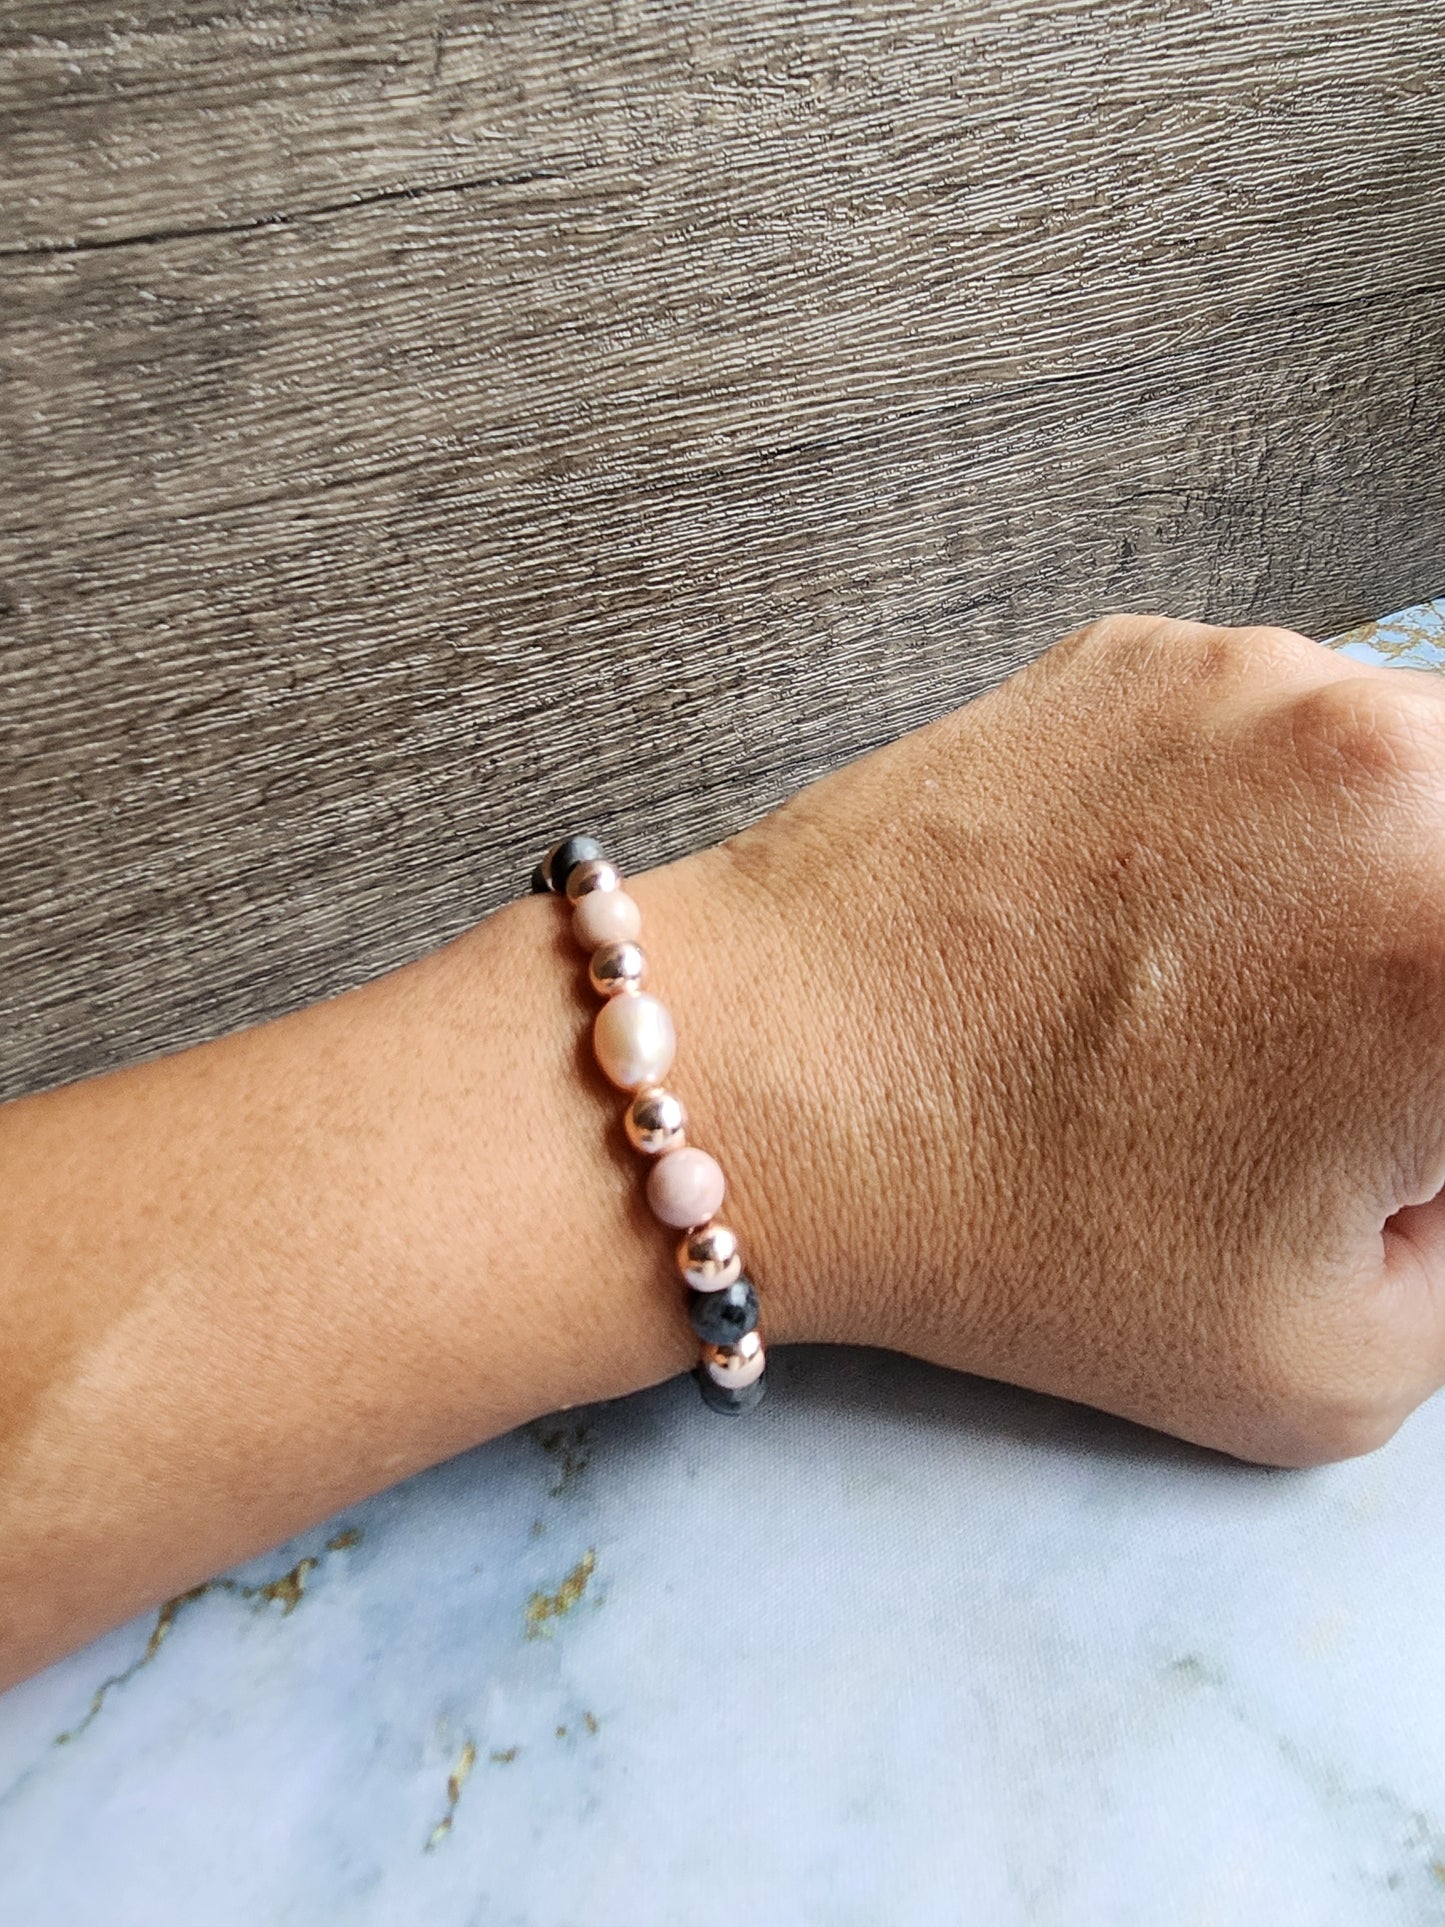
[572,888,642,950]
[593,993,676,1091]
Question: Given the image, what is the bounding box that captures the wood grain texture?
[2,0,1443,1095]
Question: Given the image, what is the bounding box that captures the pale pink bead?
[572,888,642,951]
[647,1147,726,1230]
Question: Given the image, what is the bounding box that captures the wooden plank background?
[1,0,1442,1097]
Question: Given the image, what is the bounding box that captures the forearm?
[0,850,793,1688]
[13,615,1437,1690]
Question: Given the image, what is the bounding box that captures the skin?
[3,614,1445,1689]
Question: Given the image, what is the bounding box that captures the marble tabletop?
[2,604,1443,1927]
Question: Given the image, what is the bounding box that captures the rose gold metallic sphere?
[588,939,647,997]
[676,1221,742,1291]
[624,1086,688,1156]
[566,857,623,901]
[701,1329,766,1390]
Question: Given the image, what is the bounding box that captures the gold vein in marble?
[531,1421,594,1498]
[425,1740,477,1852]
[525,1549,597,1639]
[1332,607,1445,664]
[53,1526,362,1746]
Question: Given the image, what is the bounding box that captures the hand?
[8,612,1439,1687]
[662,616,1445,1464]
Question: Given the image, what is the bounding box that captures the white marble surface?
[2,609,1443,1925]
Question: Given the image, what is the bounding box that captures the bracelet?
[531,834,768,1415]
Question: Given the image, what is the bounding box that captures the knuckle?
[1282,675,1445,791]
[1249,1300,1413,1466]
[1045,617,1323,704]
[1044,612,1182,673]
[1233,624,1323,668]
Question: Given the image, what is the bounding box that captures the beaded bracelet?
[531,834,767,1414]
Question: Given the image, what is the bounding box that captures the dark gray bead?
[695,1366,767,1415]
[687,1276,760,1347]
[545,834,605,894]
[529,862,551,894]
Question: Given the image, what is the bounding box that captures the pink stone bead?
[572,888,642,951]
[647,1146,726,1230]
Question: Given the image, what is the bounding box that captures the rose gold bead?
[624,1086,688,1156]
[566,857,622,902]
[647,1146,726,1229]
[572,888,642,951]
[676,1222,743,1290]
[702,1329,765,1390]
[588,940,647,998]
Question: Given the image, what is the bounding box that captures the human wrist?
[625,837,936,1359]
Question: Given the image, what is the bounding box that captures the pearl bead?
[593,993,676,1091]
[545,834,605,895]
[676,1222,742,1291]
[566,857,622,902]
[647,1147,726,1229]
[572,888,641,950]
[696,1367,767,1415]
[688,1276,759,1347]
[624,1086,688,1155]
[702,1329,766,1390]
[588,940,647,998]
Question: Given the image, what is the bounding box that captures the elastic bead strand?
[535,835,766,1414]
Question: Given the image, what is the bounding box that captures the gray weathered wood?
[2,0,1442,1097]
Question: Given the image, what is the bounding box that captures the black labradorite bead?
[695,1367,767,1416]
[545,834,606,895]
[530,862,551,894]
[687,1276,760,1348]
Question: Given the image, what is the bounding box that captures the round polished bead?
[688,1276,760,1347]
[695,1366,767,1415]
[593,992,676,1091]
[566,857,622,902]
[676,1221,742,1291]
[647,1146,726,1229]
[701,1328,766,1390]
[572,887,642,951]
[624,1085,688,1156]
[545,834,606,895]
[588,939,647,998]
